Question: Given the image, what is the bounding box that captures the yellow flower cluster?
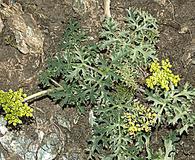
[146,59,180,91]
[122,103,157,136]
[0,88,33,126]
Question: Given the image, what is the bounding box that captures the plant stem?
[104,0,111,18]
[83,64,103,75]
[23,87,63,102]
[50,78,63,88]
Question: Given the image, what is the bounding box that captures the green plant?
[144,60,195,160]
[34,8,195,160]
[39,12,158,112]
[146,80,195,135]
[99,9,159,67]
[86,9,195,160]
[86,8,160,159]
[88,102,148,159]
[145,131,179,160]
[1,6,194,160]
[37,8,159,159]
[145,59,195,133]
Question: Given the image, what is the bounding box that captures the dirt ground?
[0,0,194,159]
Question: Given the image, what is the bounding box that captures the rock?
[0,116,7,136]
[0,130,61,159]
[0,3,44,54]
[0,114,84,159]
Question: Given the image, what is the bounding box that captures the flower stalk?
[23,87,63,102]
